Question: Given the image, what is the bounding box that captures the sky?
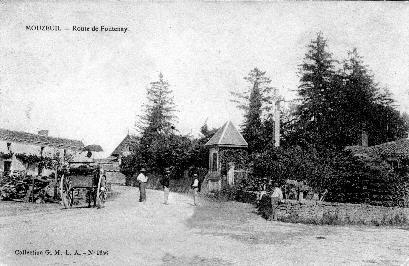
[0,1,409,157]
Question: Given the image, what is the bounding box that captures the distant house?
[204,121,248,191]
[111,134,138,162]
[345,138,409,206]
[0,128,84,177]
[94,134,138,185]
[346,138,409,170]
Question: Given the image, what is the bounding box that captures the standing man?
[137,168,148,202]
[271,182,283,220]
[227,163,235,186]
[161,168,170,205]
[191,173,199,206]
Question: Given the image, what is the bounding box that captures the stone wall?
[258,195,409,226]
[105,171,126,185]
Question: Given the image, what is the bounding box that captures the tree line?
[121,32,409,205]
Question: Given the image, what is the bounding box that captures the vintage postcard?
[1,1,409,265]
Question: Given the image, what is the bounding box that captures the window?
[212,153,218,172]
[4,161,11,176]
[6,143,11,152]
[38,165,43,176]
[388,159,399,170]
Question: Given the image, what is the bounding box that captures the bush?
[250,143,409,207]
[321,210,342,225]
[203,186,240,202]
[251,145,335,194]
[380,211,408,226]
[277,211,298,223]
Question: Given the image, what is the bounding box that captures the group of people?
[135,168,200,206]
[257,182,284,220]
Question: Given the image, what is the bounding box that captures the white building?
[0,128,84,177]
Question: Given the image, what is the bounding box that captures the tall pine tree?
[137,73,176,136]
[339,48,408,146]
[295,32,337,148]
[231,68,275,153]
[135,73,178,173]
[293,34,408,148]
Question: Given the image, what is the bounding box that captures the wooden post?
[31,176,35,203]
[54,167,58,200]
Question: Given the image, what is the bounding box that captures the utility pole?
[274,100,281,147]
[273,87,300,148]
[274,93,285,148]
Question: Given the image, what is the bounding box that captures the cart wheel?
[59,174,72,209]
[96,175,105,208]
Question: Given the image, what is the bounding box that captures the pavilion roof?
[205,121,248,148]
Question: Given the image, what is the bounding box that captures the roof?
[82,144,103,152]
[94,156,118,164]
[0,128,84,150]
[346,138,409,160]
[111,134,138,156]
[205,121,248,148]
[100,163,120,172]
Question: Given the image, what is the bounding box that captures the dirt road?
[1,186,409,265]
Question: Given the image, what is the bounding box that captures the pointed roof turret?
[205,121,248,148]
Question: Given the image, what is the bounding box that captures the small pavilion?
[204,121,248,191]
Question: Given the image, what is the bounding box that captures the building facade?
[0,128,84,177]
[204,121,248,191]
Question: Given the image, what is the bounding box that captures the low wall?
[105,171,126,185]
[258,195,409,226]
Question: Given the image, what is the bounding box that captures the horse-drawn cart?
[59,162,106,208]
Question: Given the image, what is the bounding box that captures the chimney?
[361,131,368,147]
[38,130,49,137]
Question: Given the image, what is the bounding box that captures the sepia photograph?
[1,1,409,265]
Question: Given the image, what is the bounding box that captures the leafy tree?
[122,74,213,181]
[231,68,275,153]
[199,121,218,139]
[402,112,409,131]
[186,121,218,169]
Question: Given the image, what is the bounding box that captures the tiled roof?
[100,163,120,172]
[94,156,118,164]
[111,134,138,156]
[205,121,248,148]
[346,138,409,160]
[0,128,84,150]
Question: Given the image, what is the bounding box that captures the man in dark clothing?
[161,168,170,204]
